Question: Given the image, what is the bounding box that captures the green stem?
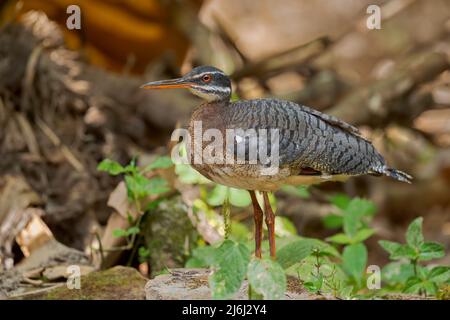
[223,187,231,239]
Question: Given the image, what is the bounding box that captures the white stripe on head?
[189,85,230,102]
[190,84,231,93]
[190,71,226,80]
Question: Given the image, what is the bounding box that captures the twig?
[14,112,41,156]
[35,116,85,173]
[20,45,43,112]
[7,283,65,299]
[94,232,105,269]
[231,37,329,80]
[328,51,449,126]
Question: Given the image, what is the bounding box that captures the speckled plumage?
[188,98,411,191]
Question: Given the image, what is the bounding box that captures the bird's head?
[140,66,231,102]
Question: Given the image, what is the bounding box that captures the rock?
[146,269,214,300]
[145,268,327,300]
[34,266,147,300]
[16,239,90,272]
[0,269,23,297]
[42,265,95,281]
[142,196,199,274]
[0,239,91,297]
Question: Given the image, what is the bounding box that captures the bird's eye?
[202,74,212,83]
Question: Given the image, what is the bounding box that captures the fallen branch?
[328,50,449,126]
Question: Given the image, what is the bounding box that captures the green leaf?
[275,216,297,237]
[330,194,351,210]
[382,262,415,286]
[208,186,253,207]
[416,264,428,280]
[209,240,250,299]
[406,217,424,249]
[229,188,252,207]
[230,222,251,242]
[379,240,401,254]
[307,238,341,258]
[145,198,163,211]
[427,266,450,284]
[338,285,354,299]
[125,175,169,200]
[185,245,217,268]
[303,281,321,293]
[322,214,343,229]
[343,198,376,238]
[303,274,324,293]
[278,238,339,269]
[126,226,140,236]
[295,255,347,295]
[352,228,375,243]
[343,211,360,238]
[143,156,173,171]
[281,185,310,198]
[97,159,127,175]
[247,258,286,300]
[175,163,211,184]
[146,177,171,195]
[404,277,437,295]
[207,185,227,206]
[326,233,352,245]
[418,242,445,261]
[346,198,376,217]
[380,241,421,261]
[112,228,128,238]
[138,246,150,262]
[277,239,315,269]
[393,245,418,260]
[342,243,367,284]
[125,175,148,200]
[193,199,225,235]
[403,277,423,294]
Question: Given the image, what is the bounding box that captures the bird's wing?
[296,104,370,142]
[225,98,385,175]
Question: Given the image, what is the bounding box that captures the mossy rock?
[143,196,199,274]
[38,266,147,300]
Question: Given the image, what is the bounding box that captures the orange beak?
[140,77,194,90]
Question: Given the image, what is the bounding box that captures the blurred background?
[0,0,449,297]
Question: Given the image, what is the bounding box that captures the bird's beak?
[140,77,193,90]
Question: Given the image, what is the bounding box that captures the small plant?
[379,217,448,296]
[276,236,351,298]
[187,238,287,300]
[324,195,376,290]
[98,156,172,204]
[97,156,173,260]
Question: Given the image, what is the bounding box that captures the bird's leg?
[262,192,276,259]
[249,190,263,258]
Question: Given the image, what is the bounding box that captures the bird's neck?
[191,101,229,128]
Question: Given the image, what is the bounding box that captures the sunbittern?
[141,66,411,259]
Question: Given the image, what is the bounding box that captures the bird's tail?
[383,167,413,184]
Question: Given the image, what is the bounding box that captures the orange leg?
[249,190,263,258]
[262,192,276,259]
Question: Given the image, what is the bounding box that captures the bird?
[141,65,412,259]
